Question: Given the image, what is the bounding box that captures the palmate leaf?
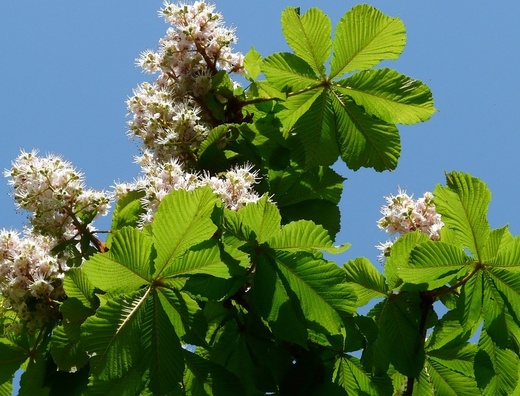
[482,267,520,345]
[274,88,324,137]
[333,354,381,396]
[81,288,150,381]
[434,171,491,259]
[475,330,519,395]
[398,241,472,290]
[82,227,153,295]
[269,220,349,254]
[377,292,424,377]
[384,231,430,290]
[286,90,338,167]
[343,257,388,307]
[336,68,436,125]
[268,250,356,334]
[269,165,344,207]
[457,270,484,332]
[250,254,309,346]
[330,4,406,78]
[108,191,145,241]
[0,339,26,386]
[332,93,401,171]
[152,187,219,276]
[482,226,515,262]
[281,7,331,77]
[142,290,184,395]
[261,52,319,93]
[183,349,245,396]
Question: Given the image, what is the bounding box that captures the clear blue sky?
[1,1,519,267]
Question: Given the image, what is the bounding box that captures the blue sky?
[1,1,519,267]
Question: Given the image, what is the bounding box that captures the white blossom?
[4,150,111,240]
[0,228,67,323]
[376,189,444,262]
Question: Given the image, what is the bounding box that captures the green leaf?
[155,287,206,344]
[343,257,388,307]
[63,267,98,310]
[249,254,309,346]
[243,46,262,80]
[183,350,246,396]
[434,172,491,260]
[482,266,520,345]
[269,250,356,334]
[18,354,49,396]
[281,7,331,76]
[337,68,436,124]
[475,330,519,395]
[424,355,479,396]
[277,87,324,136]
[333,354,381,395]
[152,187,219,276]
[108,191,145,240]
[377,293,424,377]
[269,165,344,207]
[142,290,184,395]
[0,339,26,386]
[482,226,515,262]
[51,324,89,373]
[83,227,153,294]
[261,52,318,92]
[270,220,349,254]
[332,93,401,171]
[86,369,145,396]
[229,195,281,244]
[162,240,235,279]
[330,4,406,78]
[398,241,471,289]
[493,235,520,266]
[81,288,150,380]
[285,90,339,167]
[281,199,341,239]
[385,231,430,290]
[457,270,484,332]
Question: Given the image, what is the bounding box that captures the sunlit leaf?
[330,4,406,78]
[343,257,388,307]
[434,172,491,260]
[153,187,219,276]
[281,7,331,76]
[332,93,400,171]
[336,68,436,124]
[398,241,471,289]
[81,288,150,380]
[83,227,153,294]
[261,52,318,92]
[333,354,380,395]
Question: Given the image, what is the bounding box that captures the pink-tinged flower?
[376,189,444,262]
[4,150,111,240]
[0,228,67,325]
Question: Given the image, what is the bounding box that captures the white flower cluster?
[4,150,111,240]
[0,228,67,326]
[115,152,261,225]
[376,189,444,261]
[127,0,244,162]
[127,85,209,162]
